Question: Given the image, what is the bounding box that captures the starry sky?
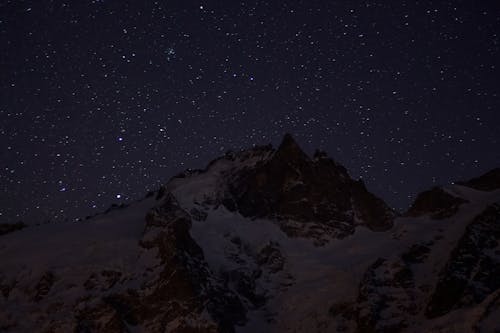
[1,1,499,224]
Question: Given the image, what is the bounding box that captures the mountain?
[1,134,499,333]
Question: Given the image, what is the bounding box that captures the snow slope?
[173,175,500,332]
[0,197,160,331]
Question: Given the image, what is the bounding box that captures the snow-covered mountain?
[1,135,499,332]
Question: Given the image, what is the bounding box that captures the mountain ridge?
[1,134,500,332]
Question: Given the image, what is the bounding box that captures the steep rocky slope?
[1,135,499,332]
[168,134,395,245]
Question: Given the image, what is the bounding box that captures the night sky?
[1,1,499,224]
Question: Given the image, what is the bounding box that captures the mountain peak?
[221,133,395,240]
[278,133,299,149]
[280,132,296,145]
[275,133,309,162]
[405,187,468,219]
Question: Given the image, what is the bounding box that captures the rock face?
[405,187,468,219]
[225,134,395,241]
[457,168,500,191]
[0,193,243,332]
[426,203,500,319]
[1,135,500,333]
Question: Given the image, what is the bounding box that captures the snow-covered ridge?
[168,143,274,209]
[1,135,500,332]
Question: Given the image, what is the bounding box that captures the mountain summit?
[274,133,310,162]
[223,134,395,241]
[1,135,500,332]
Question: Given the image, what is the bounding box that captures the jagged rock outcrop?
[73,193,250,333]
[225,134,395,241]
[405,187,468,219]
[0,193,246,332]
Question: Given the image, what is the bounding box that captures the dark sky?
[1,1,499,224]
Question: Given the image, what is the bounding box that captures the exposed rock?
[352,256,419,333]
[405,187,468,219]
[70,193,225,332]
[137,193,247,331]
[190,207,208,221]
[401,243,431,264]
[426,203,500,318]
[227,134,395,241]
[34,271,56,302]
[457,168,500,191]
[256,241,285,274]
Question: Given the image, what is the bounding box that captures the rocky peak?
[405,168,500,220]
[405,187,468,219]
[273,133,310,164]
[224,134,395,241]
[163,134,395,242]
[457,168,500,191]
